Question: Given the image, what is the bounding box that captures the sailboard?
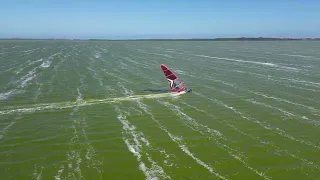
[160,64,192,93]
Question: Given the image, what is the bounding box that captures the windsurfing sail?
[160,64,187,93]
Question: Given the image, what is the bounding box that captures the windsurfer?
[161,64,191,93]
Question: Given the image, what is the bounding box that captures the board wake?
[0,92,185,115]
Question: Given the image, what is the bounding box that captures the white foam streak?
[21,48,41,54]
[103,69,133,84]
[94,52,101,59]
[195,92,320,150]
[280,77,320,88]
[33,81,43,101]
[138,100,228,179]
[278,54,318,59]
[137,100,225,174]
[159,101,225,140]
[0,90,18,100]
[54,165,64,180]
[178,139,228,180]
[32,165,43,180]
[115,106,170,180]
[118,83,134,96]
[21,74,37,87]
[0,92,183,116]
[234,71,319,92]
[0,118,17,140]
[15,58,43,74]
[246,99,319,125]
[206,85,318,125]
[40,61,52,68]
[196,54,299,71]
[159,100,272,179]
[65,97,83,179]
[227,122,320,173]
[203,76,320,117]
[254,92,319,113]
[57,87,103,180]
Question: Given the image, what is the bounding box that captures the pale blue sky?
[1,0,319,39]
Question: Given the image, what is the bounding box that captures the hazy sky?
[1,0,319,39]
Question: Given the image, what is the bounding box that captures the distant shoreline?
[1,37,320,41]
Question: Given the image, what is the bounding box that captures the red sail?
[160,64,177,80]
[160,64,186,92]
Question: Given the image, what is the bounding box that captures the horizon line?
[1,36,320,41]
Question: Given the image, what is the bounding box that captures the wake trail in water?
[0,92,183,115]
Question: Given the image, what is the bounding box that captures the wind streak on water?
[198,72,320,122]
[15,58,43,74]
[194,92,320,151]
[0,50,62,100]
[186,88,320,176]
[32,164,43,180]
[86,50,118,96]
[0,115,22,140]
[171,49,310,78]
[136,100,229,179]
[114,104,171,180]
[57,88,103,180]
[204,85,319,126]
[103,69,134,84]
[158,100,272,180]
[15,49,60,75]
[234,70,319,93]
[87,66,115,94]
[195,54,299,71]
[238,70,319,91]
[63,88,85,180]
[252,91,319,115]
[118,55,155,78]
[135,101,177,167]
[179,53,319,96]
[278,54,320,60]
[112,57,219,177]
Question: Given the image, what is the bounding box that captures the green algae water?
[0,40,319,180]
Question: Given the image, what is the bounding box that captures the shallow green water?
[0,40,319,180]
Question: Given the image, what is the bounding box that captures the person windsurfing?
[160,64,192,93]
